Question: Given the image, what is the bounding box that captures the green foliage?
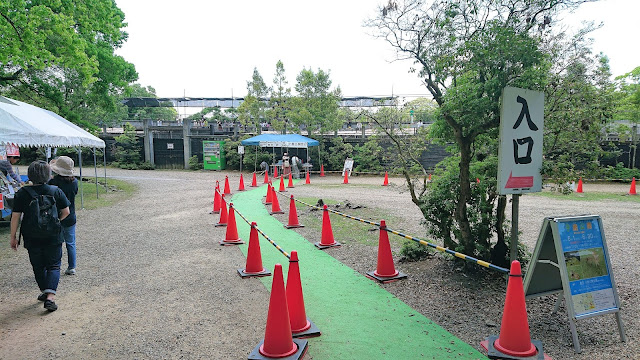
[223,139,242,170]
[0,0,138,128]
[188,155,202,171]
[268,60,293,133]
[114,123,142,165]
[324,137,353,171]
[399,240,433,262]
[289,68,342,135]
[353,138,384,173]
[238,68,269,134]
[599,163,640,181]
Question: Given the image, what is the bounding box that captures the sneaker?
[37,293,47,302]
[44,300,58,312]
[65,268,76,275]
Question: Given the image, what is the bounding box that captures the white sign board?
[342,158,354,176]
[259,141,308,149]
[238,145,244,154]
[167,143,174,150]
[498,87,544,195]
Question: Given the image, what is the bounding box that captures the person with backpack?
[9,160,70,312]
[48,156,78,276]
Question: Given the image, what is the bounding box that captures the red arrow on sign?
[505,171,533,188]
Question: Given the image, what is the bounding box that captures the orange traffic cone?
[481,260,546,359]
[343,171,349,184]
[224,176,231,195]
[477,177,480,184]
[274,166,278,178]
[264,171,270,184]
[238,222,271,278]
[221,203,244,245]
[305,172,310,184]
[287,251,321,338]
[287,173,294,188]
[215,194,228,227]
[251,172,258,187]
[270,189,285,215]
[320,164,325,177]
[211,182,221,214]
[265,184,273,205]
[248,264,307,360]
[366,220,407,283]
[238,174,246,191]
[629,177,637,195]
[314,205,340,249]
[382,171,389,186]
[577,178,583,193]
[279,176,286,192]
[428,173,432,181]
[285,195,304,229]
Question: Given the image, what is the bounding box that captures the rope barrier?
[232,201,291,260]
[275,190,509,274]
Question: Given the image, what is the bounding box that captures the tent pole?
[78,147,84,209]
[254,146,257,172]
[103,146,107,190]
[93,147,99,199]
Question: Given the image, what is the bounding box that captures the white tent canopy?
[0,96,105,148]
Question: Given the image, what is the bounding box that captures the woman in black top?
[49,156,79,276]
[10,161,70,312]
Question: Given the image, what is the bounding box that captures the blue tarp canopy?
[241,134,319,148]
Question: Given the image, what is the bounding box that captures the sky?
[114,0,640,101]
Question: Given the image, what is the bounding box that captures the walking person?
[49,156,78,276]
[9,161,70,312]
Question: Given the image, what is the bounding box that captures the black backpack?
[20,186,62,239]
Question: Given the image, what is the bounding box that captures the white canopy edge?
[0,96,105,148]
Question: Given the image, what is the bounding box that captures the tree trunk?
[491,195,509,268]
[456,138,474,256]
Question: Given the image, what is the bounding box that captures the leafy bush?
[323,137,353,171]
[114,123,142,165]
[138,162,155,170]
[399,240,432,262]
[353,138,384,173]
[188,155,202,170]
[599,163,640,181]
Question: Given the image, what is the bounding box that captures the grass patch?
[76,177,137,210]
[295,196,406,247]
[530,191,640,203]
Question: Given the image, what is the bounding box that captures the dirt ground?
[0,169,638,359]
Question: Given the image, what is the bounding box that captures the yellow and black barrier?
[275,190,509,274]
[234,207,290,260]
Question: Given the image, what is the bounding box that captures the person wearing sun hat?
[48,156,79,276]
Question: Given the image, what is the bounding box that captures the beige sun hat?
[50,156,75,177]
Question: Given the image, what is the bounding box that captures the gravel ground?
[0,169,637,359]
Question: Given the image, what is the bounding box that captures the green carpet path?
[229,184,486,359]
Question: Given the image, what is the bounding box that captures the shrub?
[188,155,202,170]
[399,240,433,262]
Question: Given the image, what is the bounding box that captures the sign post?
[498,87,544,261]
[524,215,626,353]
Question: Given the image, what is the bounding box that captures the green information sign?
[524,215,626,353]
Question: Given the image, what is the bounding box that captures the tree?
[268,60,292,134]
[615,66,640,169]
[0,0,138,127]
[290,68,342,135]
[238,68,269,134]
[366,0,592,265]
[122,84,178,124]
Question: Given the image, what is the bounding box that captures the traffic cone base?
[248,339,308,360]
[482,336,547,360]
[237,267,271,278]
[292,318,321,339]
[314,241,341,250]
[285,224,305,229]
[366,270,407,283]
[220,239,244,246]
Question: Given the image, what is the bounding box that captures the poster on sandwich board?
[524,215,626,353]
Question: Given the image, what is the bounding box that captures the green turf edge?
[229,184,486,360]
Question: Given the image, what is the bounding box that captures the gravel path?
[0,170,637,359]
